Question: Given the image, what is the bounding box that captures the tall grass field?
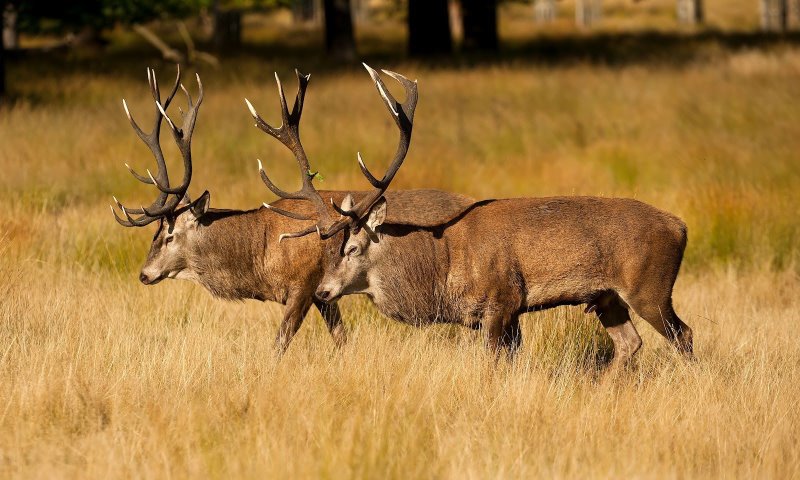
[1,6,800,478]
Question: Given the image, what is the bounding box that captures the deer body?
[317,196,693,365]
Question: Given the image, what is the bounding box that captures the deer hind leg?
[625,290,693,357]
[592,292,642,369]
[500,314,523,359]
[314,299,347,349]
[274,294,314,356]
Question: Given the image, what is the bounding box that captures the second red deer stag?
[267,64,693,369]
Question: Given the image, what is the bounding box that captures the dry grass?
[2,14,800,478]
[2,262,799,478]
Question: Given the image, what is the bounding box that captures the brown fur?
[318,196,693,366]
[139,189,475,354]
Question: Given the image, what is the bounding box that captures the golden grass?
[2,17,800,478]
[2,257,799,477]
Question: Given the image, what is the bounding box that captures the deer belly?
[374,293,459,327]
[524,276,603,309]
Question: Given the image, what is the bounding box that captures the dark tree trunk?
[352,0,369,22]
[761,0,788,31]
[3,1,17,49]
[676,0,704,25]
[461,0,497,51]
[323,0,356,61]
[212,8,242,50]
[1,2,6,102]
[408,0,452,56]
[575,0,602,28]
[534,0,557,24]
[293,0,317,23]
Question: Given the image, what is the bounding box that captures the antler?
[248,64,417,241]
[111,66,204,227]
[323,63,418,237]
[245,70,333,238]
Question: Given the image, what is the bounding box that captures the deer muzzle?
[315,284,340,303]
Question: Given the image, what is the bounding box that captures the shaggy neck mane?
[371,225,452,325]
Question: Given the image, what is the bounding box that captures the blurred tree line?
[1,0,288,99]
[0,0,498,100]
[2,0,800,101]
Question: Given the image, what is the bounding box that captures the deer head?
[314,193,389,302]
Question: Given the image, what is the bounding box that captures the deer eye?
[346,245,360,257]
[165,236,175,245]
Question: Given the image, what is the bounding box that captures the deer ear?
[189,191,211,219]
[365,197,387,231]
[341,194,355,212]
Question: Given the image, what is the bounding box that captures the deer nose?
[315,287,331,302]
[139,272,151,285]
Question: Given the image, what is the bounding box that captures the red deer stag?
[265,64,693,369]
[111,66,473,355]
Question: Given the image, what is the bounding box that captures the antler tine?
[330,197,360,220]
[380,68,419,123]
[291,69,310,121]
[111,195,146,216]
[262,202,314,221]
[357,151,382,189]
[121,99,157,187]
[148,67,158,103]
[149,65,181,112]
[110,198,161,227]
[122,99,148,146]
[245,98,278,138]
[275,72,291,127]
[257,159,301,200]
[180,83,193,109]
[124,162,154,185]
[278,225,321,243]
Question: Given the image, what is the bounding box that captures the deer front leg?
[480,306,518,361]
[274,294,313,356]
[314,299,347,349]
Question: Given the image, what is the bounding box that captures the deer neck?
[187,209,268,301]
[366,227,451,325]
